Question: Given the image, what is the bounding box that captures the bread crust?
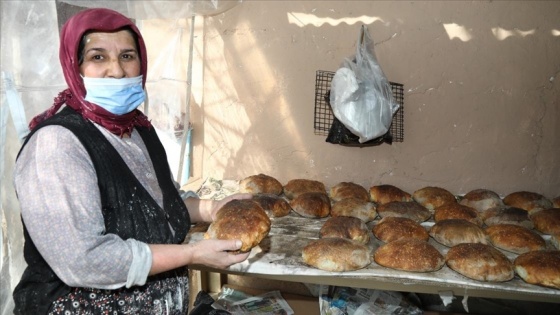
[459,189,504,212]
[429,219,488,247]
[283,179,326,199]
[290,192,331,218]
[514,250,560,289]
[482,206,533,229]
[252,193,292,217]
[377,201,431,223]
[374,238,444,272]
[434,203,481,226]
[485,224,545,254]
[239,174,283,195]
[503,191,552,212]
[205,199,271,252]
[329,182,369,202]
[446,243,514,282]
[413,186,456,212]
[373,217,429,243]
[302,238,371,271]
[331,198,377,222]
[529,208,560,235]
[369,184,413,205]
[320,216,370,244]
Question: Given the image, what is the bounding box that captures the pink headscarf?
[28,8,151,136]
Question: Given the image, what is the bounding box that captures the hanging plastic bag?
[329,25,400,143]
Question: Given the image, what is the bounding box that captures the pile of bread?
[204,174,560,290]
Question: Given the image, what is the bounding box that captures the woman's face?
[79,30,141,78]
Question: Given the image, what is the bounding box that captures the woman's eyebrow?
[120,48,138,54]
[83,47,106,54]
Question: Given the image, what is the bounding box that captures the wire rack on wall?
[314,70,404,144]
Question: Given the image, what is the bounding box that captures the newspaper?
[319,286,422,315]
[215,287,294,315]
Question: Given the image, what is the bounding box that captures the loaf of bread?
[239,174,283,195]
[320,216,370,244]
[205,199,271,252]
[503,191,552,213]
[514,250,560,289]
[429,219,488,247]
[290,192,331,218]
[485,224,545,254]
[373,217,429,243]
[283,179,326,199]
[481,206,533,229]
[433,203,481,226]
[459,189,504,212]
[302,238,371,271]
[329,182,369,202]
[412,186,456,212]
[330,198,377,222]
[446,243,514,282]
[529,208,560,235]
[369,184,413,205]
[374,238,444,272]
[377,201,431,223]
[252,194,291,217]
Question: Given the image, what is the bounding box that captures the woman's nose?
[106,59,125,78]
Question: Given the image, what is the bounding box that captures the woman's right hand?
[188,239,251,269]
[149,239,250,275]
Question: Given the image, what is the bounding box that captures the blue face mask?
[83,75,146,115]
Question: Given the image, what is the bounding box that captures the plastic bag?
[329,25,400,143]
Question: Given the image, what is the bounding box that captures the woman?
[13,8,250,314]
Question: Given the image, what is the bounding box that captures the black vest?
[13,107,190,314]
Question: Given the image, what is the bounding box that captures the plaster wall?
[189,0,560,198]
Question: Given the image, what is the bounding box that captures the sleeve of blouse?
[14,125,152,289]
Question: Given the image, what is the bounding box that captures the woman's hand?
[149,239,250,275]
[188,239,251,269]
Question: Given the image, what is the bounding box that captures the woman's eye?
[121,54,136,60]
[91,55,103,61]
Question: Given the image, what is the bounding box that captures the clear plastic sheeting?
[0,1,241,314]
[58,0,242,19]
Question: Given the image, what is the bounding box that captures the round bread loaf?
[290,192,330,218]
[429,219,488,247]
[503,191,552,213]
[283,179,326,200]
[252,194,291,217]
[320,216,370,245]
[514,250,560,289]
[529,208,560,235]
[459,189,504,212]
[482,206,533,229]
[433,203,481,226]
[373,217,429,243]
[446,243,514,282]
[331,198,377,222]
[329,182,369,202]
[369,184,413,205]
[412,186,456,212]
[377,201,431,223]
[239,174,283,195]
[205,199,271,252]
[302,238,371,271]
[485,224,546,254]
[374,238,444,272]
